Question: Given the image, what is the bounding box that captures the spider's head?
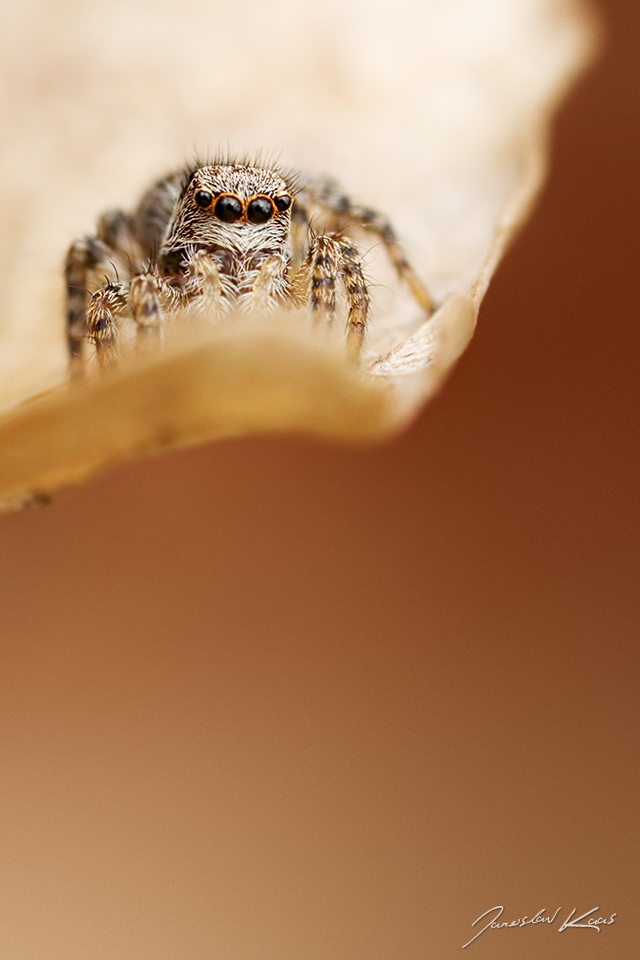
[165,163,293,255]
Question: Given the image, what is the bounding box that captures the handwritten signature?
[463,905,617,949]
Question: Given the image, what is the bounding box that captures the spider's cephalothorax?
[65,158,433,369]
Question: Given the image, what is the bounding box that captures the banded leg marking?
[64,236,114,359]
[299,177,433,314]
[340,242,369,359]
[86,282,127,367]
[306,236,369,357]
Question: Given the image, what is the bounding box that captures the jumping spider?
[65,158,433,369]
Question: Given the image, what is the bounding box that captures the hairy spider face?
[65,155,432,370]
[163,164,293,256]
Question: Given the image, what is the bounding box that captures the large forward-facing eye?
[214,195,244,223]
[247,196,275,224]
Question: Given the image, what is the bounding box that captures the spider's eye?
[274,195,291,212]
[247,196,275,224]
[194,190,213,208]
[214,195,244,223]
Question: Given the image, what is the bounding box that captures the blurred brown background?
[0,1,637,958]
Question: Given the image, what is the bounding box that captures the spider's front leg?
[184,249,223,314]
[250,255,288,312]
[129,269,192,361]
[354,207,433,315]
[64,236,116,360]
[299,177,434,315]
[338,241,370,359]
[129,272,175,339]
[305,235,369,359]
[86,281,127,368]
[87,270,178,367]
[65,209,147,365]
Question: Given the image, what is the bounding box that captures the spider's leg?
[185,250,224,314]
[305,235,340,332]
[303,235,369,358]
[300,177,433,314]
[86,281,127,368]
[64,236,115,360]
[350,206,433,314]
[129,272,164,337]
[129,270,185,355]
[336,240,370,359]
[250,255,288,312]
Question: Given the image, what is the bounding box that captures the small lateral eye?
[247,196,275,224]
[194,190,213,208]
[274,195,291,212]
[214,195,243,223]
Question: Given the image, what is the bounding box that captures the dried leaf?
[0,0,599,508]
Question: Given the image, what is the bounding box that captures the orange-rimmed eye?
[274,195,291,212]
[214,195,244,223]
[247,196,274,224]
[194,190,213,208]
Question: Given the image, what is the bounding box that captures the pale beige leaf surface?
[0,0,598,508]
